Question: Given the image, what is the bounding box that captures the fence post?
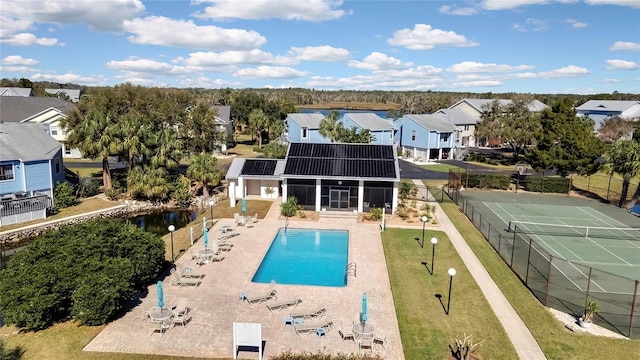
[544,255,553,306]
[511,228,517,266]
[585,267,592,304]
[525,238,533,285]
[587,175,591,192]
[607,175,612,201]
[629,280,639,338]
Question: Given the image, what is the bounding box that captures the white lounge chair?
[244,289,278,305]
[170,269,201,287]
[338,321,355,343]
[172,307,190,328]
[293,319,334,336]
[289,306,326,320]
[177,265,204,278]
[234,213,245,226]
[266,298,302,312]
[149,319,171,338]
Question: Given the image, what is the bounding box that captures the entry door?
[330,189,350,209]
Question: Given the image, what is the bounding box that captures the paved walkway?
[412,179,547,360]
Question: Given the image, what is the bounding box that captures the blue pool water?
[252,228,349,287]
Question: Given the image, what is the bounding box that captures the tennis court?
[456,191,640,338]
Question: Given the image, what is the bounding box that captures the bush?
[172,175,193,207]
[271,351,382,360]
[0,340,24,360]
[77,178,100,198]
[53,181,77,208]
[0,219,165,330]
[104,186,123,200]
[396,206,408,219]
[523,176,571,193]
[463,174,510,190]
[369,207,382,221]
[252,146,264,153]
[281,196,299,217]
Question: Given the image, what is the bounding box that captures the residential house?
[446,98,547,147]
[285,113,329,143]
[0,96,80,158]
[340,113,396,145]
[211,105,233,148]
[398,114,459,161]
[576,100,640,129]
[434,108,480,147]
[45,88,83,103]
[0,123,62,225]
[226,143,400,214]
[0,87,32,97]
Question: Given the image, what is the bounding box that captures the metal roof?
[0,96,75,122]
[404,114,459,132]
[343,113,395,131]
[0,123,62,161]
[286,113,325,129]
[434,109,479,125]
[576,100,640,112]
[212,105,231,125]
[225,158,245,180]
[450,98,548,113]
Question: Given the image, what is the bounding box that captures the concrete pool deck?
[83,201,404,359]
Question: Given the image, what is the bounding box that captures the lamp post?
[430,237,438,275]
[447,268,456,314]
[208,200,214,222]
[168,225,176,263]
[420,215,428,248]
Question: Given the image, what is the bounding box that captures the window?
[302,127,308,139]
[54,158,60,174]
[65,146,72,155]
[411,130,416,141]
[440,133,450,142]
[51,126,58,136]
[463,125,470,131]
[0,164,15,181]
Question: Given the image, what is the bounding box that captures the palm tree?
[119,114,149,172]
[148,126,183,169]
[602,140,640,208]
[319,110,342,142]
[248,109,269,147]
[186,154,223,198]
[127,165,170,201]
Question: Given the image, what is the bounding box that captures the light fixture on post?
[168,225,176,263]
[420,215,428,248]
[208,199,214,222]
[430,237,438,275]
[447,268,456,315]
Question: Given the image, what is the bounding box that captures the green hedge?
[523,176,570,193]
[462,174,510,190]
[0,219,165,330]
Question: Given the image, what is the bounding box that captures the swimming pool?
[252,228,349,287]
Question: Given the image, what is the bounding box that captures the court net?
[508,220,640,241]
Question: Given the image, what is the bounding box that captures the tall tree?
[127,165,170,201]
[181,103,222,155]
[186,154,223,198]
[118,114,148,172]
[526,98,605,177]
[598,116,636,142]
[340,127,376,143]
[247,109,270,147]
[602,140,640,208]
[319,110,342,143]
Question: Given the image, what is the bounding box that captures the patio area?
[83,201,404,359]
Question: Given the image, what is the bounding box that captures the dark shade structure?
[240,159,278,176]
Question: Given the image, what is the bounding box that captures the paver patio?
[84,202,404,359]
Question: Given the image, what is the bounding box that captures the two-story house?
[0,96,79,158]
[434,108,480,147]
[0,87,32,97]
[45,88,83,103]
[211,105,234,148]
[285,113,329,143]
[398,114,459,161]
[340,113,396,145]
[576,100,640,129]
[0,123,62,225]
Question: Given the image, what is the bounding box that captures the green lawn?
[382,228,517,359]
[419,163,461,173]
[432,186,640,359]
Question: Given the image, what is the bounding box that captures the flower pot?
[579,318,592,328]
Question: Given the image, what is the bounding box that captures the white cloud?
[0,65,38,73]
[0,15,32,37]
[538,65,589,78]
[107,58,191,75]
[512,18,548,32]
[376,65,443,78]
[565,18,588,28]
[1,0,144,32]
[449,80,503,87]
[1,33,58,46]
[348,52,413,70]
[2,55,38,66]
[447,61,535,73]
[31,72,104,84]
[123,16,267,51]
[600,78,620,82]
[179,76,241,88]
[288,46,351,62]
[482,0,552,11]
[438,5,479,15]
[182,50,295,67]
[609,41,640,51]
[585,0,640,8]
[606,59,639,70]
[194,0,350,21]
[388,24,478,50]
[233,66,308,79]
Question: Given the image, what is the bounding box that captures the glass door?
[329,189,350,209]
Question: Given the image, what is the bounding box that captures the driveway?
[398,159,448,180]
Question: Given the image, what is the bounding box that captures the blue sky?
[1,0,639,94]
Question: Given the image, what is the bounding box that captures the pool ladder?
[346,262,357,278]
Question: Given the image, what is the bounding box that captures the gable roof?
[283,143,398,180]
[0,123,61,161]
[286,113,325,129]
[225,158,286,180]
[576,100,640,113]
[0,97,75,123]
[342,113,395,131]
[45,89,82,102]
[404,114,459,132]
[434,108,479,125]
[0,87,32,97]
[211,105,231,125]
[449,98,547,113]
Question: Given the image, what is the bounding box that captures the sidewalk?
[412,179,546,360]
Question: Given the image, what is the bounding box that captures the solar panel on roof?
[241,159,278,175]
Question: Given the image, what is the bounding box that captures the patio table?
[353,322,375,339]
[149,308,173,322]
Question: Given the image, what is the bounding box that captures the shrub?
[104,186,122,200]
[463,174,510,190]
[0,219,165,330]
[77,178,100,198]
[297,210,307,218]
[172,175,193,207]
[369,207,382,221]
[271,351,382,360]
[281,196,299,217]
[53,181,77,208]
[0,340,24,360]
[399,182,412,200]
[523,176,571,193]
[396,206,408,219]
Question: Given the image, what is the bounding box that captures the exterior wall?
[285,118,329,143]
[457,124,476,147]
[449,101,482,117]
[26,160,53,193]
[246,179,261,196]
[0,160,25,194]
[399,119,432,151]
[339,117,394,145]
[260,180,279,199]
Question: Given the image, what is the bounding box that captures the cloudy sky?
[1,0,639,94]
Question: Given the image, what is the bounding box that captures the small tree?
[54,181,77,208]
[583,298,601,323]
[263,142,287,159]
[280,196,299,217]
[399,182,412,202]
[0,340,24,360]
[172,174,193,207]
